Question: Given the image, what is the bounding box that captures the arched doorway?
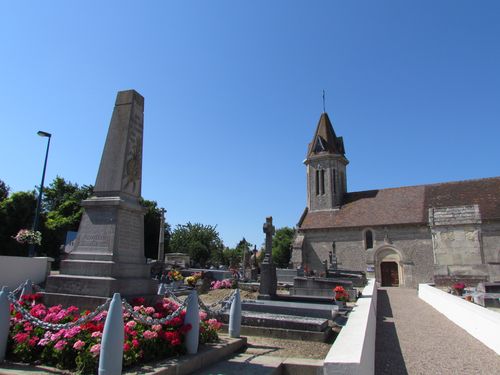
[369,245,404,287]
[381,261,399,286]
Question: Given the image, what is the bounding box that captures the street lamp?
[29,130,52,257]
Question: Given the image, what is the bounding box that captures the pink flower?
[199,311,207,320]
[48,305,62,314]
[126,320,137,328]
[90,343,101,357]
[50,331,64,342]
[145,306,155,315]
[123,342,131,352]
[152,324,162,332]
[64,326,81,339]
[208,318,223,330]
[66,306,79,314]
[54,340,67,351]
[73,340,85,350]
[143,330,158,340]
[132,339,139,348]
[133,306,142,312]
[38,338,50,346]
[91,331,102,338]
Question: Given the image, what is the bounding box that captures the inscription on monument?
[122,101,143,196]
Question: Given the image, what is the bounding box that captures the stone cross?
[330,242,338,270]
[259,216,277,298]
[263,216,275,263]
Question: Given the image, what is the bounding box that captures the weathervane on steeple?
[322,89,326,113]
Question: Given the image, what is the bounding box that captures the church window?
[364,229,374,250]
[333,169,336,194]
[315,170,320,195]
[320,169,325,195]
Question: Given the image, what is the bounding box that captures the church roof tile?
[299,176,500,229]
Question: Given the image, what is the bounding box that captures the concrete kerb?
[323,278,377,375]
[418,283,500,355]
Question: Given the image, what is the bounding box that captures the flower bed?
[7,294,222,374]
[210,278,236,290]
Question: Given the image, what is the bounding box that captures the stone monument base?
[42,291,160,311]
[258,262,277,299]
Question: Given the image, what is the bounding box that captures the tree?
[0,191,37,256]
[222,237,253,267]
[43,177,93,232]
[0,179,9,202]
[272,227,295,268]
[170,222,224,267]
[41,177,93,261]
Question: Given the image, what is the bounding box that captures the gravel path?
[375,287,500,375]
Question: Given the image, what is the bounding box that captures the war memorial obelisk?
[45,90,157,308]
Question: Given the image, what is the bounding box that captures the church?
[291,112,500,288]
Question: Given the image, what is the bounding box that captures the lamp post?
[29,131,52,257]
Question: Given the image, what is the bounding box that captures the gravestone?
[258,216,277,298]
[242,249,251,281]
[250,246,259,281]
[45,90,157,308]
[475,282,500,308]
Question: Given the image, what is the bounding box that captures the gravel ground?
[376,287,500,375]
[198,288,333,360]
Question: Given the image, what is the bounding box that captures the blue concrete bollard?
[98,293,124,375]
[157,282,166,296]
[229,289,241,338]
[184,290,200,354]
[20,279,33,300]
[0,286,10,362]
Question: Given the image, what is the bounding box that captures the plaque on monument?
[45,90,157,308]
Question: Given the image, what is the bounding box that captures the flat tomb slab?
[242,299,338,320]
[218,311,330,332]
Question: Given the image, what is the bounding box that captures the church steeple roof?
[307,112,345,158]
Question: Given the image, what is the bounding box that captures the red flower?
[132,339,140,348]
[123,342,131,352]
[180,324,192,334]
[13,332,29,344]
[132,297,145,306]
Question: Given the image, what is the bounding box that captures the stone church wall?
[301,224,434,287]
[481,221,500,281]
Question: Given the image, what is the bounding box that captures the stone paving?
[376,287,500,375]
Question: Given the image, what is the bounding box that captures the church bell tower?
[305,112,348,211]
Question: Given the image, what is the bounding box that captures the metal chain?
[121,299,187,326]
[198,290,237,316]
[8,293,111,331]
[163,290,184,304]
[164,289,237,316]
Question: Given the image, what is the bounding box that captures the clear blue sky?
[1,1,499,249]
